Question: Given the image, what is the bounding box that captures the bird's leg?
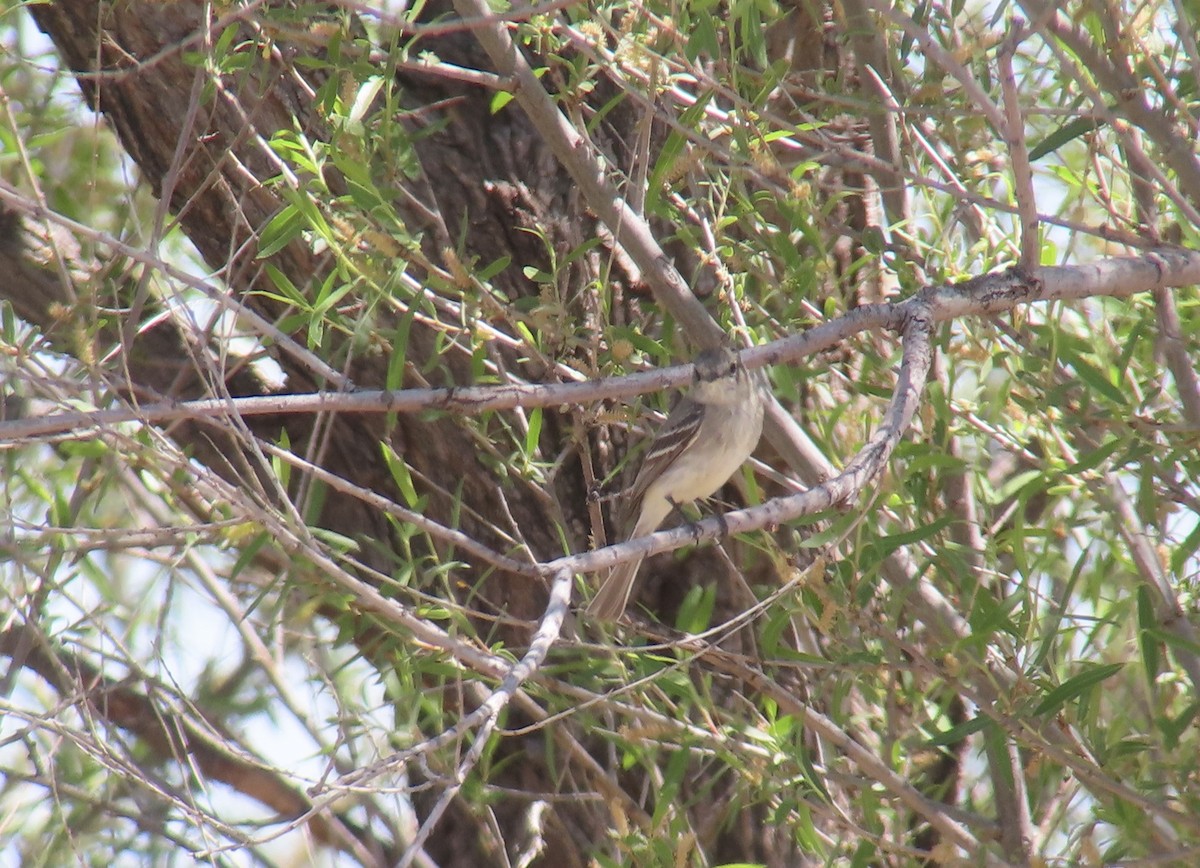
[666,496,711,545]
[587,482,620,503]
[713,506,731,539]
[665,495,689,522]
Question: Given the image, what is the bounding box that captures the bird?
[586,345,765,620]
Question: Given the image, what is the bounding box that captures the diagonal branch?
[394,566,573,868]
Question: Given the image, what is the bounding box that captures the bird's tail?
[585,557,644,620]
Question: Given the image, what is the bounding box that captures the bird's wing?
[619,396,705,530]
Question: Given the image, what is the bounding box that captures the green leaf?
[386,305,417,394]
[51,487,70,526]
[287,187,333,246]
[1146,626,1200,658]
[793,510,860,548]
[994,469,1045,502]
[312,272,353,317]
[1159,700,1200,749]
[1065,436,1123,474]
[646,91,714,212]
[513,321,539,351]
[675,584,716,633]
[476,255,511,282]
[346,178,385,213]
[1169,517,1200,576]
[490,90,515,113]
[272,427,292,489]
[1031,544,1090,669]
[926,714,991,747]
[1034,663,1125,716]
[651,744,692,827]
[229,531,272,582]
[258,203,306,258]
[1029,115,1107,161]
[262,263,308,307]
[1137,585,1161,687]
[380,442,421,508]
[524,407,542,458]
[310,527,359,552]
[869,514,953,558]
[1057,342,1127,406]
[686,15,719,61]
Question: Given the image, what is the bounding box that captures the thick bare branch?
[5,249,1198,445]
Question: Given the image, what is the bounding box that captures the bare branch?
[1154,287,1200,427]
[397,566,572,867]
[998,26,1040,272]
[5,250,1199,445]
[257,440,539,576]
